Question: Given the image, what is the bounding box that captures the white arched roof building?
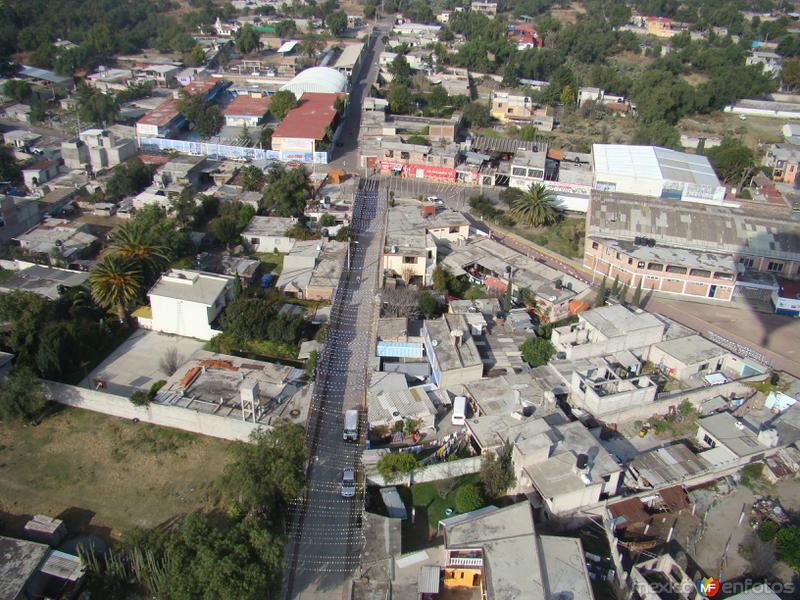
[280,67,347,99]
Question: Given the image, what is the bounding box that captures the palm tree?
[90,255,143,322]
[110,221,169,286]
[509,183,558,228]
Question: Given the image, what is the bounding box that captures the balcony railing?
[449,556,483,567]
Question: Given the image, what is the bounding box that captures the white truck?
[343,409,359,442]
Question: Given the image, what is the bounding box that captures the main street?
[281,22,388,600]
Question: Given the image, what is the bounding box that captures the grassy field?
[254,251,285,276]
[398,474,482,551]
[511,217,586,259]
[0,408,232,540]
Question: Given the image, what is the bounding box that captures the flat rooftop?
[580,304,664,339]
[589,191,800,261]
[652,334,728,366]
[148,269,232,305]
[0,535,49,600]
[0,265,89,300]
[242,215,295,237]
[384,205,468,253]
[224,93,271,117]
[424,314,483,373]
[464,372,552,417]
[592,237,736,273]
[593,143,722,188]
[698,412,767,457]
[137,97,180,127]
[156,351,307,424]
[334,43,364,68]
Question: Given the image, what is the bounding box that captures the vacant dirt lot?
[0,407,232,540]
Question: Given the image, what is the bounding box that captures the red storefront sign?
[380,161,455,182]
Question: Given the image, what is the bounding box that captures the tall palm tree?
[90,255,143,322]
[509,183,558,228]
[110,221,169,286]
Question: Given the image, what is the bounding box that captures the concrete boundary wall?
[44,381,266,442]
[366,455,482,487]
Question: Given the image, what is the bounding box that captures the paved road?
[281,177,385,600]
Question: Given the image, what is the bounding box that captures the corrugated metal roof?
[418,565,441,594]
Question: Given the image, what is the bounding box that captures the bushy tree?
[76,84,118,126]
[335,226,350,242]
[222,423,307,515]
[240,165,265,191]
[0,366,46,422]
[519,336,555,367]
[376,452,418,482]
[235,24,260,54]
[212,216,241,249]
[326,10,348,36]
[0,144,20,183]
[481,443,516,499]
[261,166,310,217]
[104,158,153,201]
[176,89,223,139]
[419,291,438,316]
[319,213,336,227]
[454,483,483,513]
[387,79,414,114]
[776,525,800,570]
[268,89,297,120]
[462,102,491,128]
[705,137,755,186]
[4,79,32,103]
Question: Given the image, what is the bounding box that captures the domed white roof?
[280,67,348,98]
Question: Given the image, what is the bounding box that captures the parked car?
[341,468,356,498]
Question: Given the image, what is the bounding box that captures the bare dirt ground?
[678,113,785,149]
[689,479,800,585]
[645,297,800,377]
[0,407,231,540]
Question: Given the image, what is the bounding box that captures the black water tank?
[771,373,780,386]
[576,454,589,469]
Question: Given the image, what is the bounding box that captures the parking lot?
[80,329,204,397]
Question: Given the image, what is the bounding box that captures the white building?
[746,50,783,76]
[147,270,234,340]
[242,216,297,253]
[592,144,727,205]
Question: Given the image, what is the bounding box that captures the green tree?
[104,158,153,201]
[259,127,273,149]
[560,84,575,106]
[222,423,307,515]
[335,226,350,242]
[783,58,800,90]
[758,519,780,542]
[176,89,223,139]
[261,166,310,217]
[89,255,143,321]
[480,442,516,499]
[212,216,241,249]
[776,525,800,571]
[233,273,243,300]
[519,336,555,367]
[0,291,52,366]
[632,279,643,307]
[0,144,21,183]
[428,84,448,110]
[297,33,325,59]
[235,24,260,54]
[389,54,412,81]
[76,84,118,126]
[170,186,198,229]
[0,366,46,422]
[610,274,619,298]
[240,165,265,191]
[319,213,336,227]
[268,89,297,120]
[432,265,450,294]
[185,45,206,67]
[387,79,414,114]
[462,102,491,128]
[454,483,483,513]
[3,79,32,103]
[111,220,170,287]
[326,10,348,36]
[595,276,608,307]
[519,124,537,141]
[509,183,558,227]
[376,452,418,482]
[705,137,755,186]
[419,291,438,316]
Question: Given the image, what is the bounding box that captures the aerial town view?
[4,0,800,598]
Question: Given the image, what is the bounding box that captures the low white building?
[147,270,234,340]
[242,216,297,253]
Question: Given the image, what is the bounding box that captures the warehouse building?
[592,144,727,205]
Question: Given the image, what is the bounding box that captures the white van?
[343,409,359,441]
[451,396,467,426]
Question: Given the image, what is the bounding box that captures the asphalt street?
[281,24,388,600]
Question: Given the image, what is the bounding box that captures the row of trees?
[220,297,306,346]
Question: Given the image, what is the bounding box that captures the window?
[403,256,417,264]
[512,167,526,177]
[738,257,754,269]
[699,363,709,371]
[400,152,410,160]
[637,261,645,269]
[615,252,621,260]
[713,272,733,280]
[627,258,633,265]
[703,434,716,448]
[768,261,784,272]
[250,238,259,245]
[386,150,394,158]
[689,269,711,278]
[528,169,544,179]
[591,241,599,249]
[666,265,687,274]
[449,226,460,234]
[647,262,664,271]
